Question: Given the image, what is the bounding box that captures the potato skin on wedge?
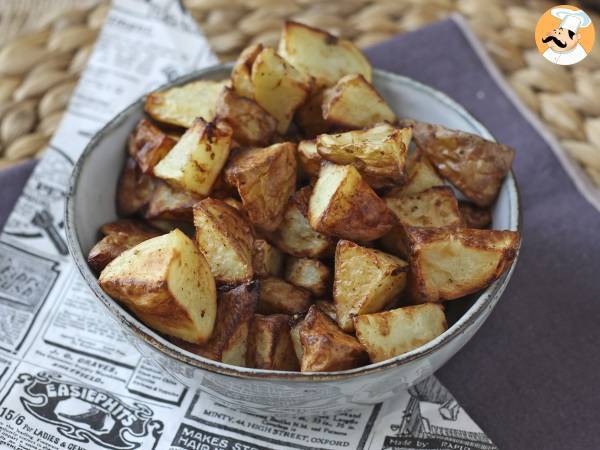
[308,163,396,241]
[145,181,201,222]
[284,257,332,297]
[252,238,284,278]
[387,148,444,197]
[354,303,447,363]
[128,119,176,174]
[99,229,217,344]
[257,276,312,315]
[407,227,520,303]
[247,314,299,371]
[231,43,263,100]
[116,157,156,217]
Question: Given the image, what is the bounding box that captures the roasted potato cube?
[88,220,161,272]
[294,89,331,137]
[397,148,445,196]
[128,119,177,174]
[181,282,258,366]
[354,303,447,363]
[315,300,337,322]
[193,198,254,284]
[284,257,331,297]
[216,87,277,146]
[116,157,156,216]
[247,314,299,371]
[297,140,322,178]
[294,305,368,372]
[145,181,202,222]
[231,43,263,100]
[154,119,232,196]
[407,227,520,303]
[308,163,396,241]
[459,202,492,229]
[316,124,410,188]
[224,142,297,231]
[322,74,396,128]
[145,79,228,128]
[272,186,335,258]
[257,276,312,315]
[406,120,515,207]
[252,238,284,278]
[333,240,407,332]
[99,229,217,344]
[251,47,313,133]
[278,21,372,88]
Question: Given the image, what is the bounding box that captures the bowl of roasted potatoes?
[66,21,521,414]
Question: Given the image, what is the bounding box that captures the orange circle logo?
[535,5,595,65]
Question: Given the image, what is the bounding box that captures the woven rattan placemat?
[0,0,599,190]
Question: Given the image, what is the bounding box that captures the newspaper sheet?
[0,1,497,449]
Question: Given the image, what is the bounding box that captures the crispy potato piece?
[88,220,161,273]
[459,202,492,229]
[308,163,396,241]
[278,21,372,88]
[316,124,410,188]
[272,186,335,258]
[294,89,331,137]
[145,79,228,128]
[405,120,515,207]
[294,305,368,372]
[297,140,322,179]
[315,300,337,322]
[231,44,263,99]
[181,282,258,366]
[154,119,232,196]
[251,47,313,134]
[193,198,254,284]
[407,227,520,303]
[128,119,177,174]
[247,314,299,371]
[252,238,284,278]
[322,74,396,128]
[257,276,312,315]
[387,148,445,197]
[284,257,331,297]
[215,87,277,146]
[224,142,297,231]
[99,229,216,344]
[334,240,407,332]
[145,181,202,222]
[354,303,447,363]
[116,157,156,216]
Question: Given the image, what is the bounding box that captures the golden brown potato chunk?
[193,198,254,284]
[391,149,445,197]
[278,21,372,88]
[116,157,156,216]
[154,119,232,196]
[272,186,336,258]
[128,119,177,174]
[407,227,520,303]
[284,257,331,297]
[247,314,299,371]
[99,229,217,344]
[144,79,228,128]
[224,142,297,232]
[334,240,407,332]
[88,220,161,273]
[316,124,410,188]
[322,74,396,128]
[182,282,258,366]
[252,239,284,278]
[216,87,277,146]
[257,276,312,315]
[308,163,396,241]
[354,303,447,363]
[406,120,515,207]
[251,47,313,134]
[297,140,323,179]
[231,43,263,100]
[315,300,337,322]
[145,181,202,222]
[294,305,368,372]
[459,202,492,229]
[294,89,331,137]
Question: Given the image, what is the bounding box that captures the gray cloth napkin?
[2,17,599,450]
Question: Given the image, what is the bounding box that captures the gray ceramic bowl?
[66,63,521,414]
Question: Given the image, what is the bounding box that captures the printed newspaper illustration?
[0,1,496,448]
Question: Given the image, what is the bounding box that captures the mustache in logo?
[542,35,567,48]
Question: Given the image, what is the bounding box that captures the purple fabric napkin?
[2,17,599,450]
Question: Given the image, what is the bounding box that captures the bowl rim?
[65,63,522,381]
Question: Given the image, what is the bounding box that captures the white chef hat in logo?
[551,7,592,33]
